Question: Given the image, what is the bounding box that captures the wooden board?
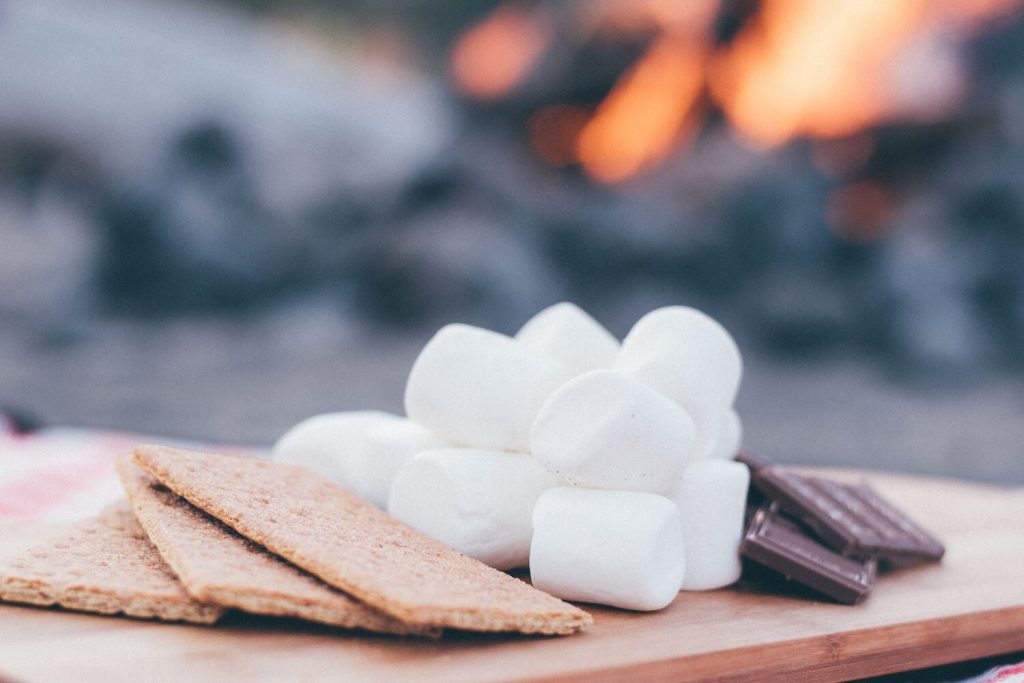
[1,469,1022,682]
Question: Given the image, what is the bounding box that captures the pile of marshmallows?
[273,304,750,611]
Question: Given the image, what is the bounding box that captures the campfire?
[433,0,1024,376]
[2,0,1021,381]
[450,0,1021,186]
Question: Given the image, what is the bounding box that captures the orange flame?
[449,5,550,101]
[452,0,1021,181]
[577,37,707,183]
[710,0,929,147]
[709,0,1021,148]
[585,0,720,36]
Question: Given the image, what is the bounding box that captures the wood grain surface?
[0,469,1022,683]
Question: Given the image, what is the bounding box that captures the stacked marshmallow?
[272,302,749,610]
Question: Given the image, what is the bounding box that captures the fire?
[449,5,550,101]
[450,0,1022,181]
[584,0,720,36]
[577,37,707,183]
[710,0,927,147]
[711,0,1021,148]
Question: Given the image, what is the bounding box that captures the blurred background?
[2,0,1023,483]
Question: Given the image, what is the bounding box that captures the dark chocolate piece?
[755,466,945,563]
[740,504,877,605]
[843,483,945,563]
[754,466,886,553]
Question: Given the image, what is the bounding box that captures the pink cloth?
[0,426,259,522]
[978,662,1024,682]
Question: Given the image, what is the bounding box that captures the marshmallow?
[673,460,750,590]
[404,324,572,451]
[273,411,447,508]
[615,306,742,456]
[531,370,696,494]
[387,448,557,570]
[703,408,743,460]
[515,302,620,377]
[530,487,685,611]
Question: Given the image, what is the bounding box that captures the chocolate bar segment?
[843,483,945,563]
[754,466,945,563]
[754,466,886,553]
[740,504,877,605]
[808,478,919,557]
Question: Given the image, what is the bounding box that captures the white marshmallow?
[703,408,743,460]
[531,370,696,494]
[615,306,742,456]
[387,448,557,570]
[404,324,572,451]
[530,487,685,611]
[273,411,447,508]
[273,410,386,483]
[515,302,620,377]
[673,460,750,591]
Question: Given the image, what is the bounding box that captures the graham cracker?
[0,521,61,567]
[0,502,223,624]
[116,456,433,637]
[133,444,592,635]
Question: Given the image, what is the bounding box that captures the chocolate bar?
[842,482,945,563]
[754,466,944,563]
[740,503,877,605]
[754,466,884,552]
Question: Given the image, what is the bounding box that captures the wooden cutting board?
[1,469,1022,682]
